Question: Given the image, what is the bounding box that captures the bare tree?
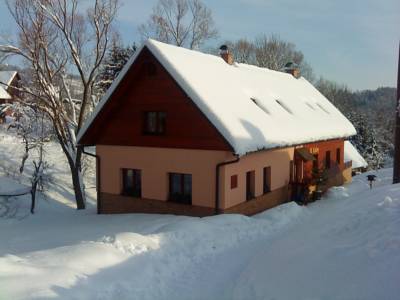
[139,0,218,49]
[216,35,315,82]
[254,34,314,82]
[0,0,119,209]
[224,38,255,64]
[7,103,52,174]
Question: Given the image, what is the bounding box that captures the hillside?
[0,129,399,300]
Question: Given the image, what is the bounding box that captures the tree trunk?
[31,183,37,214]
[71,164,86,210]
[58,138,86,210]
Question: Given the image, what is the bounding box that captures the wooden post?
[393,42,400,184]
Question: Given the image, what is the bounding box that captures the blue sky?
[0,0,399,90]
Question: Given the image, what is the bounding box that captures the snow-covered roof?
[0,70,18,86]
[344,141,368,169]
[0,86,11,100]
[78,39,356,155]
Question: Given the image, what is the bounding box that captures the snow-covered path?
[1,129,400,300]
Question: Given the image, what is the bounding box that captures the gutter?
[79,145,102,214]
[215,155,240,215]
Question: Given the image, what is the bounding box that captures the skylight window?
[305,102,316,110]
[316,103,330,114]
[250,97,270,115]
[275,99,293,114]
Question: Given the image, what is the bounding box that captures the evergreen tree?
[96,42,136,95]
[348,112,384,170]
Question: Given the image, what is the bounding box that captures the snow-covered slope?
[78,39,356,155]
[1,129,399,300]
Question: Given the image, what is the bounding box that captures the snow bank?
[0,177,30,196]
[0,129,399,300]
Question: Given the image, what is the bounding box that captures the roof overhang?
[295,147,316,161]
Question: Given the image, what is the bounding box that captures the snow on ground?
[0,128,399,300]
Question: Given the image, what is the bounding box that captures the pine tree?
[96,42,136,95]
[348,112,384,170]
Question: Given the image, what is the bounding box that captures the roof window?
[250,97,270,115]
[305,102,316,110]
[316,103,330,114]
[275,99,293,114]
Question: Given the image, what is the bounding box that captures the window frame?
[313,154,319,171]
[263,166,271,194]
[231,175,238,189]
[143,111,166,135]
[336,148,341,165]
[121,168,142,198]
[325,151,331,169]
[246,170,255,201]
[289,160,294,183]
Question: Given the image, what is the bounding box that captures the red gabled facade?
[78,42,354,217]
[79,47,232,152]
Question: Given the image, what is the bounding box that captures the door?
[169,173,192,204]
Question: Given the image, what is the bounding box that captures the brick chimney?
[219,45,234,65]
[284,62,300,78]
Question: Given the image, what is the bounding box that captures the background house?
[344,140,368,174]
[0,70,21,123]
[78,39,358,216]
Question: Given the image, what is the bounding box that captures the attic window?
[275,99,293,114]
[250,97,270,115]
[316,103,330,114]
[143,111,166,134]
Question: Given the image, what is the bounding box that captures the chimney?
[219,45,234,65]
[284,61,300,78]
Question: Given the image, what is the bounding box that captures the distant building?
[344,141,368,174]
[0,71,21,123]
[78,39,359,216]
[0,71,21,102]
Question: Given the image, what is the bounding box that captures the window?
[289,160,294,182]
[169,173,192,204]
[246,171,255,201]
[325,151,331,169]
[263,167,271,194]
[122,169,141,197]
[305,102,316,111]
[144,111,166,135]
[316,103,330,114]
[336,148,341,164]
[276,99,293,114]
[250,97,271,115]
[231,175,238,189]
[313,154,319,171]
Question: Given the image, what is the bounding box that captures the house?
[344,141,368,174]
[77,39,357,216]
[0,70,21,103]
[0,71,21,123]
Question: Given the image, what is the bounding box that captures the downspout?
[79,145,101,214]
[215,155,240,215]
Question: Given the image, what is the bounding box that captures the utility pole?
[393,42,400,184]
